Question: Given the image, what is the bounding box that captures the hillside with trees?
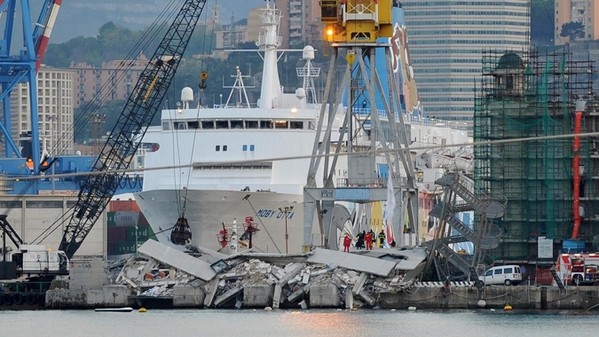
[45,22,327,144]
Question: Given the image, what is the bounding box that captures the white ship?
[134,1,471,254]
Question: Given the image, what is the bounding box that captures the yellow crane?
[320,0,394,43]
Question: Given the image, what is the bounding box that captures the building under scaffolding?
[474,48,599,268]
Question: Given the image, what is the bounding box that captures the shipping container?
[107,241,136,255]
[109,200,140,212]
[113,211,139,227]
[107,212,116,227]
[107,226,128,242]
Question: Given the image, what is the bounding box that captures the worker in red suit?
[364,230,372,250]
[343,233,352,252]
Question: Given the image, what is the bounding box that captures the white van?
[479,265,522,286]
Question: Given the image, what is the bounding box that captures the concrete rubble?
[41,242,599,310]
[46,240,428,309]
[95,241,426,309]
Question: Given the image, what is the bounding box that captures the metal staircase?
[435,173,504,218]
[426,172,505,280]
[551,268,565,290]
[430,205,500,249]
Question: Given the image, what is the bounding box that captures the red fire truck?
[555,253,599,285]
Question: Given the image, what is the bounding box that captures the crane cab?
[320,0,394,43]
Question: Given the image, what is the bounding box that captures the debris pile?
[114,255,195,297]
[111,242,428,309]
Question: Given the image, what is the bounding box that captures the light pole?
[279,206,293,254]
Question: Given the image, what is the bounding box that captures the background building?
[215,18,249,50]
[69,54,146,109]
[214,1,322,50]
[10,68,75,155]
[401,0,531,120]
[555,0,599,45]
[276,0,321,48]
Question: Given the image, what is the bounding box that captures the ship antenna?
[223,66,253,108]
[297,46,320,104]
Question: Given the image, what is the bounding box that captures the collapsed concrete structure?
[45,241,599,310]
[47,240,427,309]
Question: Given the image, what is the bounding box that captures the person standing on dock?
[378,229,386,248]
[365,231,372,250]
[343,233,352,252]
[370,229,376,249]
[356,231,365,249]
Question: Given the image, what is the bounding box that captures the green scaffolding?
[474,48,597,262]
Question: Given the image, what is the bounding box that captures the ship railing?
[352,107,400,121]
[408,115,472,131]
[215,102,259,109]
[336,177,408,189]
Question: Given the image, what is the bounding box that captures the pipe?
[572,100,585,239]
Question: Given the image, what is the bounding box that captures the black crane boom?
[59,0,208,259]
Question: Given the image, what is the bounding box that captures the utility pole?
[279,206,294,254]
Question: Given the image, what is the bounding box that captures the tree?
[560,21,585,43]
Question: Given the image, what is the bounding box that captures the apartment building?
[555,0,599,44]
[10,67,75,154]
[401,0,531,120]
[276,0,321,48]
[69,53,146,109]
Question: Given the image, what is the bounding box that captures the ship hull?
[135,189,318,254]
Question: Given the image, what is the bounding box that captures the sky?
[47,0,264,43]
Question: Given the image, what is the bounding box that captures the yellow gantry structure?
[321,0,394,43]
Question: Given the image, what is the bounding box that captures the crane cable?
[0,0,183,221]
[48,0,182,159]
[178,1,217,219]
[27,0,184,245]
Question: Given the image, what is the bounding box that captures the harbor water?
[1,309,597,337]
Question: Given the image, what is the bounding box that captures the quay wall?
[43,283,599,311]
[380,285,599,310]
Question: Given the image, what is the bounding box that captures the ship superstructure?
[135,1,472,254]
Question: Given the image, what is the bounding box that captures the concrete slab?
[138,240,216,281]
[345,289,354,309]
[244,284,273,308]
[359,290,376,306]
[213,285,243,307]
[173,285,205,307]
[358,247,428,271]
[203,278,219,307]
[352,272,368,295]
[103,285,130,307]
[307,248,396,277]
[272,284,282,309]
[70,259,110,290]
[309,284,340,308]
[276,263,306,284]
